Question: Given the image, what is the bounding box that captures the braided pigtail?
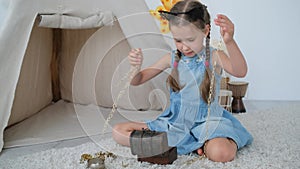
[167,49,183,92]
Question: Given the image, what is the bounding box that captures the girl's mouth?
[184,51,194,56]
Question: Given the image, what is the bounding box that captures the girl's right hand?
[128,48,143,67]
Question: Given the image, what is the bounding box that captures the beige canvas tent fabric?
[38,11,114,29]
[0,0,171,152]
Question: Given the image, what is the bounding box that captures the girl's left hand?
[214,14,234,44]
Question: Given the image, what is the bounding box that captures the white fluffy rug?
[1,103,300,169]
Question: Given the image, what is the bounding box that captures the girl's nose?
[182,43,190,51]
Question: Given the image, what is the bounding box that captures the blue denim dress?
[146,48,253,155]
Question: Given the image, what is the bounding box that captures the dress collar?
[181,48,206,63]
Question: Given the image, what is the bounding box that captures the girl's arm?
[128,48,171,85]
[214,14,247,78]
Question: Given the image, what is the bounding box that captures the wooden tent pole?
[51,28,61,102]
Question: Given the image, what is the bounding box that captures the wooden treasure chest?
[130,129,177,165]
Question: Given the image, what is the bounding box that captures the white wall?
[0,1,9,31]
[146,0,300,101]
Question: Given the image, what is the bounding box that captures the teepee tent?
[0,0,171,152]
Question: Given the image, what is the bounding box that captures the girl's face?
[170,23,207,57]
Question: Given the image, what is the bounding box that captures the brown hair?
[161,0,214,103]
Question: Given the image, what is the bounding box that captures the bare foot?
[197,148,204,156]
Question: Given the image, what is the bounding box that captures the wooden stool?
[227,81,249,113]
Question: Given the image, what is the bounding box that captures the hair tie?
[159,7,205,22]
[205,61,209,67]
[173,61,178,68]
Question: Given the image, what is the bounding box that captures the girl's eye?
[188,39,195,42]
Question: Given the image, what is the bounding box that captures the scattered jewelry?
[87,157,105,169]
[184,155,207,165]
[121,161,129,168]
[80,151,116,169]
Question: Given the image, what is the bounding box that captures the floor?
[0,100,298,161]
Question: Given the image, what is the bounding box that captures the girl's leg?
[201,137,237,162]
[112,122,148,146]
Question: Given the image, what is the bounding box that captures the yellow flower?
[149,0,182,33]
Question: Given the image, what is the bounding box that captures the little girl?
[112,0,253,162]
